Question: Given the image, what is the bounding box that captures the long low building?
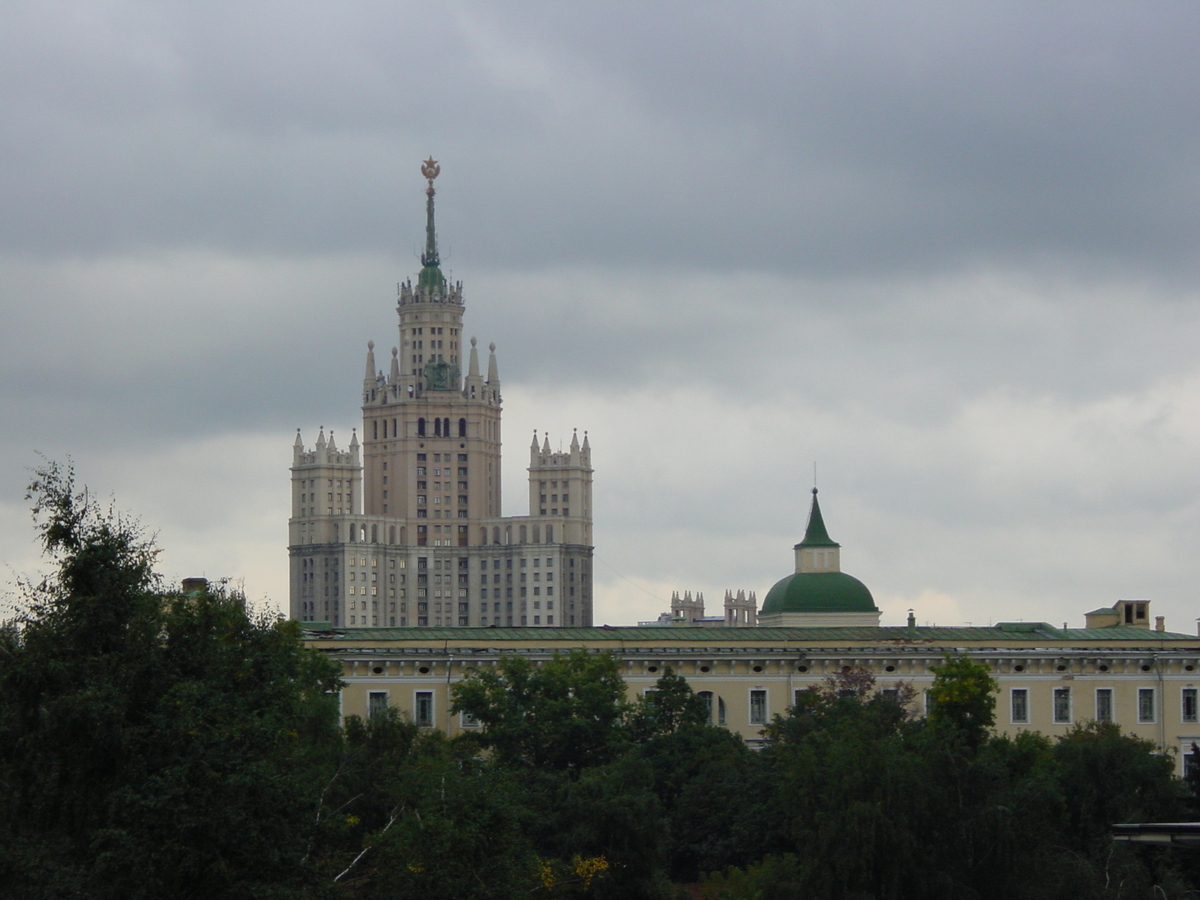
[304,620,1200,772]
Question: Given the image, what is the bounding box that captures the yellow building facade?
[306,619,1200,772]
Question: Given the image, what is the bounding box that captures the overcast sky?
[3,1,1199,631]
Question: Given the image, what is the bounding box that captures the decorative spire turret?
[798,488,839,548]
[364,341,376,383]
[417,157,446,295]
[487,341,500,384]
[468,336,480,377]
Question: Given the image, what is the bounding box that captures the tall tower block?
[288,161,593,629]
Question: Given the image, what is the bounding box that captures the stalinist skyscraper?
[289,160,593,628]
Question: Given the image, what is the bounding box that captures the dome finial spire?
[416,158,446,295]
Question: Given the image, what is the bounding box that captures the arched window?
[458,418,466,437]
[389,525,396,544]
[532,525,541,543]
[480,527,488,545]
[349,523,357,543]
[417,418,426,436]
[492,526,500,545]
[697,691,714,724]
[504,525,511,545]
[442,418,450,437]
[519,525,527,544]
[392,418,397,438]
[399,525,407,545]
[360,524,368,543]
[373,420,378,440]
[371,524,378,543]
[545,525,554,543]
[434,418,441,437]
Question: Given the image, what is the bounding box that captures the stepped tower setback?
[289,160,593,628]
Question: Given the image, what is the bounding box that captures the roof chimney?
[1156,616,1165,633]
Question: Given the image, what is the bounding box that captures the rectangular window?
[749,690,767,725]
[1012,691,1032,724]
[368,691,388,720]
[1184,688,1199,724]
[1096,688,1113,723]
[1053,687,1071,724]
[415,691,434,727]
[1186,751,1200,783]
[1139,688,1156,723]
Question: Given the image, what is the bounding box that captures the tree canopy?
[0,463,343,899]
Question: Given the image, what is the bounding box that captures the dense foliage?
[2,466,1197,898]
[0,463,344,898]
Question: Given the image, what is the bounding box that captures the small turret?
[364,341,376,384]
[487,342,500,381]
[463,336,484,400]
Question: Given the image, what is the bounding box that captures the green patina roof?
[796,488,839,548]
[302,623,1200,644]
[760,571,879,615]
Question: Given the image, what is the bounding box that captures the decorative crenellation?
[292,427,360,468]
[398,277,464,308]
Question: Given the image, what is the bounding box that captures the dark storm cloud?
[2,2,1198,281]
[2,1,1199,629]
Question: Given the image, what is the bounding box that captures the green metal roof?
[304,623,1200,644]
[760,571,878,615]
[796,488,839,548]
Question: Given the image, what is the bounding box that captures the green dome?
[760,571,878,616]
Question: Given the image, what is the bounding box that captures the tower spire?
[417,157,446,295]
[799,488,838,548]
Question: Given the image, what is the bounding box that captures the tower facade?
[289,160,593,628]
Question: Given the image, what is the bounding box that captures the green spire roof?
[797,488,839,548]
[417,157,447,295]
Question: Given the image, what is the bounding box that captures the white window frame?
[1053,687,1072,724]
[1010,688,1029,724]
[1095,688,1114,723]
[367,690,389,720]
[1138,688,1156,724]
[749,689,768,725]
[414,690,434,728]
[1183,687,1198,724]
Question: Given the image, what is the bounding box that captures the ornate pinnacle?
[419,157,442,273]
[421,157,440,195]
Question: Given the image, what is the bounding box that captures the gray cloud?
[1,1,1198,633]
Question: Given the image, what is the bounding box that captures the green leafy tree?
[0,463,343,899]
[927,653,998,747]
[450,650,630,773]
[627,667,712,741]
